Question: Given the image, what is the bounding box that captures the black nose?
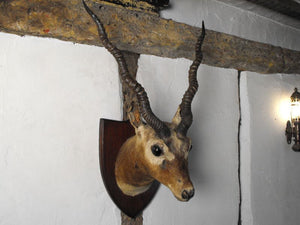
[181,188,195,200]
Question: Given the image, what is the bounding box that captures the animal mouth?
[173,188,195,202]
[181,189,194,201]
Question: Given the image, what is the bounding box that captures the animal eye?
[151,145,163,157]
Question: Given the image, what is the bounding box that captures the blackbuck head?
[83,0,205,202]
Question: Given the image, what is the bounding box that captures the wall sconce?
[285,88,300,152]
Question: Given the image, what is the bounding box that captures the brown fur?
[115,109,194,201]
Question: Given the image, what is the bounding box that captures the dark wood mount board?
[99,118,160,218]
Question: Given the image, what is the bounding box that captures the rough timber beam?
[0,0,299,74]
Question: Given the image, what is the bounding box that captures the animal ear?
[127,110,143,130]
[171,107,182,127]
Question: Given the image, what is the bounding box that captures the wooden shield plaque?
[99,118,160,218]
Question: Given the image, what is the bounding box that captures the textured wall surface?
[161,0,300,51]
[0,33,122,225]
[1,0,299,74]
[0,0,299,225]
[241,72,300,225]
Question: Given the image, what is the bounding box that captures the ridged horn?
[177,22,205,136]
[82,0,170,138]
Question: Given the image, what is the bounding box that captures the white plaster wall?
[0,33,122,225]
[161,0,300,51]
[241,73,300,225]
[0,0,300,225]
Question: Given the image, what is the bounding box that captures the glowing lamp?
[286,88,300,152]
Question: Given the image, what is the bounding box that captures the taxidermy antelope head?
[83,0,205,202]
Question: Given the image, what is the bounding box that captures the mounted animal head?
[83,0,205,202]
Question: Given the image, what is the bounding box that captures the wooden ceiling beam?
[0,0,299,74]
